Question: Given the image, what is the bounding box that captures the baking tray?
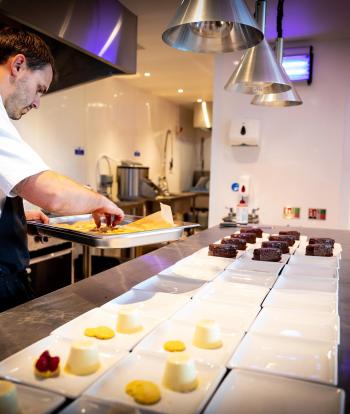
[27,214,200,248]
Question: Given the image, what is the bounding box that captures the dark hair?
[0,27,55,75]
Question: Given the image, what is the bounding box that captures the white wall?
[15,76,197,200]
[209,38,350,229]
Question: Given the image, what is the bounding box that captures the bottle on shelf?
[236,196,249,225]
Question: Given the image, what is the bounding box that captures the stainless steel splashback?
[0,0,137,92]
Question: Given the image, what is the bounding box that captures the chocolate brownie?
[306,244,333,257]
[208,244,237,258]
[279,230,300,241]
[221,237,247,250]
[232,232,256,244]
[262,240,289,254]
[269,234,295,247]
[240,227,263,238]
[309,238,335,248]
[253,247,282,262]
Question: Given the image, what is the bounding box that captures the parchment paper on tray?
[56,203,175,234]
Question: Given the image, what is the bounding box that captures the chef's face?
[5,54,53,120]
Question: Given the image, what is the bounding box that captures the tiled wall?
[15,76,199,200]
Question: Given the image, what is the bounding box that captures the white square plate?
[282,263,338,279]
[217,268,278,288]
[249,307,340,344]
[51,308,161,352]
[59,396,141,414]
[134,319,243,367]
[204,369,345,414]
[227,332,337,385]
[196,281,269,307]
[227,258,285,275]
[263,289,338,314]
[133,275,207,297]
[288,255,339,269]
[101,291,189,321]
[0,336,127,398]
[84,351,225,414]
[158,264,223,282]
[171,298,260,332]
[274,275,338,293]
[296,242,342,257]
[0,381,65,414]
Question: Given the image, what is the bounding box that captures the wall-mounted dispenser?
[229,119,260,146]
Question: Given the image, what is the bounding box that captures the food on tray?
[309,237,335,248]
[163,340,186,352]
[253,247,282,262]
[65,340,100,375]
[279,230,300,240]
[262,240,289,254]
[231,232,256,244]
[221,237,247,250]
[208,243,237,258]
[269,234,295,247]
[193,319,223,349]
[34,350,60,378]
[84,326,115,340]
[0,380,19,414]
[240,227,263,238]
[117,308,143,334]
[162,353,199,392]
[306,244,333,257]
[126,380,161,405]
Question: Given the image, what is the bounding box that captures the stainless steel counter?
[0,225,349,410]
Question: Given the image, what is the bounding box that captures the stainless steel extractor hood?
[0,0,137,93]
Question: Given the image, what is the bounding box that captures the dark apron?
[0,196,35,312]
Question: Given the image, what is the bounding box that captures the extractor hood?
[0,0,137,93]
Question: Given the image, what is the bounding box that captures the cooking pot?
[117,165,149,200]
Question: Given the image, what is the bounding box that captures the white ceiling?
[118,0,350,107]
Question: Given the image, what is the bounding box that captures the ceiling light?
[197,98,203,103]
[178,88,184,93]
[162,0,264,53]
[224,0,291,95]
[194,101,213,129]
[144,72,151,77]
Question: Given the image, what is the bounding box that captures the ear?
[9,54,27,78]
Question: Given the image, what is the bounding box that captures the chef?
[0,27,124,312]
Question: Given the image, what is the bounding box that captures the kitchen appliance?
[117,162,149,201]
[0,0,137,93]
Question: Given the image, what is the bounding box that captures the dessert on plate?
[162,353,199,393]
[117,308,143,334]
[65,340,100,375]
[208,243,237,258]
[0,380,19,414]
[125,380,161,405]
[34,350,60,378]
[253,247,282,262]
[193,319,223,350]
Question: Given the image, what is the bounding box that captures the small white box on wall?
[229,119,260,146]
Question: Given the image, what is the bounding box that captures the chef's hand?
[92,200,124,228]
[25,210,50,224]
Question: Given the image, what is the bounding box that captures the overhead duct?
[0,0,137,93]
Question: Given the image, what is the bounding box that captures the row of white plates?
[0,234,344,413]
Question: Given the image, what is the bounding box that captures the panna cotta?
[65,340,100,376]
[162,353,198,393]
[117,308,143,334]
[192,319,223,349]
[0,380,19,414]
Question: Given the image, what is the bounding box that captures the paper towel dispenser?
[229,119,260,146]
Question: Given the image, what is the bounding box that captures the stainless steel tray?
[27,214,200,248]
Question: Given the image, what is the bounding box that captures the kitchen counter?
[0,224,349,410]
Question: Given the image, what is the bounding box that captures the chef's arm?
[13,170,124,227]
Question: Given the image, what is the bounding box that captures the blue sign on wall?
[231,182,240,192]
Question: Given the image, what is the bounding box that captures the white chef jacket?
[0,95,50,217]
